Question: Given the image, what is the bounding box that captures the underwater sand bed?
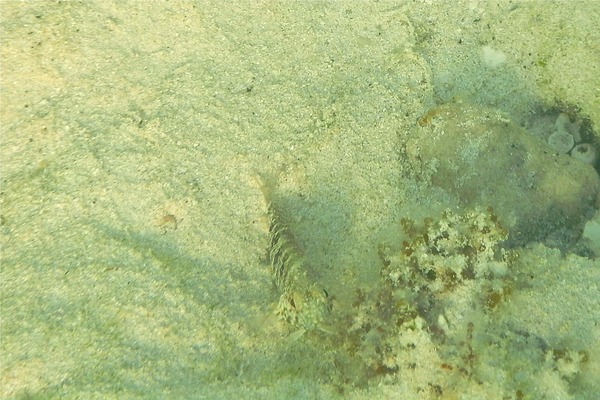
[1,1,599,399]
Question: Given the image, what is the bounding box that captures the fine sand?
[2,1,599,399]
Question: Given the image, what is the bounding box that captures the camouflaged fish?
[256,174,332,334]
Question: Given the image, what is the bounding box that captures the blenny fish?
[256,174,332,334]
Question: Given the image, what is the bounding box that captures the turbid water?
[2,1,599,398]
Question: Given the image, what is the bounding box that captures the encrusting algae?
[254,174,591,396]
[380,207,512,298]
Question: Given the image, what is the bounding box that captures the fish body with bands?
[256,175,332,333]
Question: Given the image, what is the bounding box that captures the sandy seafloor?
[1,1,600,399]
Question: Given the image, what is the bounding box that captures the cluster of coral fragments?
[261,101,599,398]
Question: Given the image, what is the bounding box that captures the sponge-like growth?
[381,207,510,295]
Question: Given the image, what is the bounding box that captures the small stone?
[582,210,600,256]
[555,113,581,143]
[571,143,598,166]
[548,129,575,153]
[480,46,507,68]
[158,214,178,230]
